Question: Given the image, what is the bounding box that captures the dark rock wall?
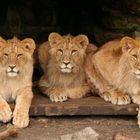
[0,0,140,45]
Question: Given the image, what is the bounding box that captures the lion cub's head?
[0,37,35,77]
[48,32,89,74]
[121,36,140,79]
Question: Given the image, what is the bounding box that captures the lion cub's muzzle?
[6,65,19,77]
[60,61,73,73]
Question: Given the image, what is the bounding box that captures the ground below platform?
[1,116,140,140]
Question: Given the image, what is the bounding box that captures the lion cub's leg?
[103,89,131,105]
[132,94,140,105]
[137,108,140,128]
[39,76,68,102]
[45,85,89,102]
[0,96,12,123]
[67,84,90,99]
[48,87,68,102]
[13,87,33,128]
[85,63,131,105]
[39,78,90,102]
[41,86,68,102]
[132,95,140,128]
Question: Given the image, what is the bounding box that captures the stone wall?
[0,0,140,45]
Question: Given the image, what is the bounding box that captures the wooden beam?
[12,92,137,116]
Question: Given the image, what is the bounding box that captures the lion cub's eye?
[71,50,77,55]
[3,53,8,57]
[58,49,63,54]
[132,54,137,59]
[17,54,23,57]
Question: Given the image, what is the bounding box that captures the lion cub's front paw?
[137,109,140,128]
[102,91,131,105]
[0,103,12,123]
[132,95,140,105]
[49,92,68,102]
[13,110,29,128]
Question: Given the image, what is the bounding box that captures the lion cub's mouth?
[61,67,72,73]
[6,70,19,77]
[134,72,140,79]
[134,72,140,75]
[60,63,73,73]
[136,73,140,75]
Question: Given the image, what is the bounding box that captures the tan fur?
[38,32,97,102]
[0,36,35,128]
[85,36,140,105]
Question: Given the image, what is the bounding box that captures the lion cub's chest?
[0,79,23,102]
[118,76,140,96]
[48,72,85,88]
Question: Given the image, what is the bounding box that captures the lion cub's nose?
[9,65,16,70]
[63,61,70,66]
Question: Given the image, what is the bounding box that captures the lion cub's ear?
[0,36,6,48]
[121,36,137,53]
[48,32,63,47]
[73,35,89,50]
[21,38,36,54]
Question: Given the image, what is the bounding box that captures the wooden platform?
[13,92,138,116]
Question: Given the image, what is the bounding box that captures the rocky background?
[0,0,140,46]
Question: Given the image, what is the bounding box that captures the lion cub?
[85,36,140,105]
[38,32,97,102]
[0,36,35,128]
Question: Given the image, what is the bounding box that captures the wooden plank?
[10,91,138,116]
[29,92,138,116]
